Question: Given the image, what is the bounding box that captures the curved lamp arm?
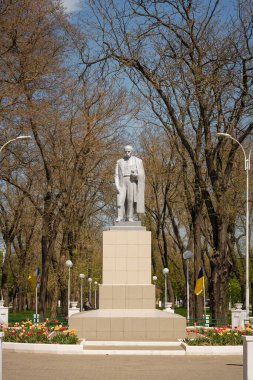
[217,132,250,170]
[0,136,31,154]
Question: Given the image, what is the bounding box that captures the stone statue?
[115,145,145,222]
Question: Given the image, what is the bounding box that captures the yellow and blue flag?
[28,267,40,290]
[194,267,204,295]
[35,267,40,288]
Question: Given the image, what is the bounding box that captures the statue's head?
[124,145,133,158]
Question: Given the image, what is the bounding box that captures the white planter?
[234,303,243,309]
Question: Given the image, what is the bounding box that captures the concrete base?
[68,307,79,319]
[70,224,186,342]
[0,306,9,326]
[231,307,247,329]
[69,309,186,341]
[243,335,253,380]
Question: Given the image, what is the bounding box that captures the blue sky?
[61,0,82,12]
[61,0,237,20]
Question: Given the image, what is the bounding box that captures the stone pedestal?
[70,309,185,341]
[243,336,253,380]
[100,224,154,309]
[0,303,8,327]
[68,305,79,319]
[231,305,247,329]
[70,222,186,341]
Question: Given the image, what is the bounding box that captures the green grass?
[174,307,187,317]
[9,311,35,323]
[8,310,64,324]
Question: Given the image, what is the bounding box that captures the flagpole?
[35,267,40,324]
[35,286,38,323]
[203,281,206,319]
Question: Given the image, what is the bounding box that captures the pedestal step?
[82,340,185,355]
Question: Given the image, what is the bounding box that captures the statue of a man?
[115,145,145,222]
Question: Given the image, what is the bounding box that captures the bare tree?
[84,0,253,318]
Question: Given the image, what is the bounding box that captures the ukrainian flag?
[28,267,40,290]
[28,274,36,290]
[194,267,204,295]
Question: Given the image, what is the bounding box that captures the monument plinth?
[70,222,186,341]
[100,223,154,309]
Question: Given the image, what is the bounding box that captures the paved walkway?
[3,352,243,380]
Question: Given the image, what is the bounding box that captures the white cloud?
[61,0,81,12]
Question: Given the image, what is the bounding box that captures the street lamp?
[0,135,31,153]
[94,281,98,309]
[153,275,158,307]
[65,260,73,315]
[0,331,4,380]
[183,250,193,322]
[88,278,92,305]
[79,274,85,312]
[162,268,169,308]
[217,132,251,320]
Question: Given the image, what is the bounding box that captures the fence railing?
[186,316,229,327]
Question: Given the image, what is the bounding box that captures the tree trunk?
[1,241,11,306]
[193,212,204,319]
[209,220,230,320]
[60,289,68,316]
[58,230,68,316]
[39,234,50,321]
[39,192,60,320]
[50,286,58,318]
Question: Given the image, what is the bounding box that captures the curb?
[3,341,85,354]
[181,342,243,355]
[2,341,243,355]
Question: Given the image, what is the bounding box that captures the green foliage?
[169,263,184,300]
[228,278,242,305]
[51,332,79,344]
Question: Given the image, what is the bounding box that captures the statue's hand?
[130,174,138,182]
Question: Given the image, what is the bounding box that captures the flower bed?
[0,321,79,344]
[184,325,253,346]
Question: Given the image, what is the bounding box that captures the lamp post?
[0,331,4,380]
[217,132,251,320]
[79,274,85,312]
[153,275,158,307]
[65,260,73,315]
[162,268,169,308]
[94,281,98,309]
[88,278,92,305]
[183,250,193,322]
